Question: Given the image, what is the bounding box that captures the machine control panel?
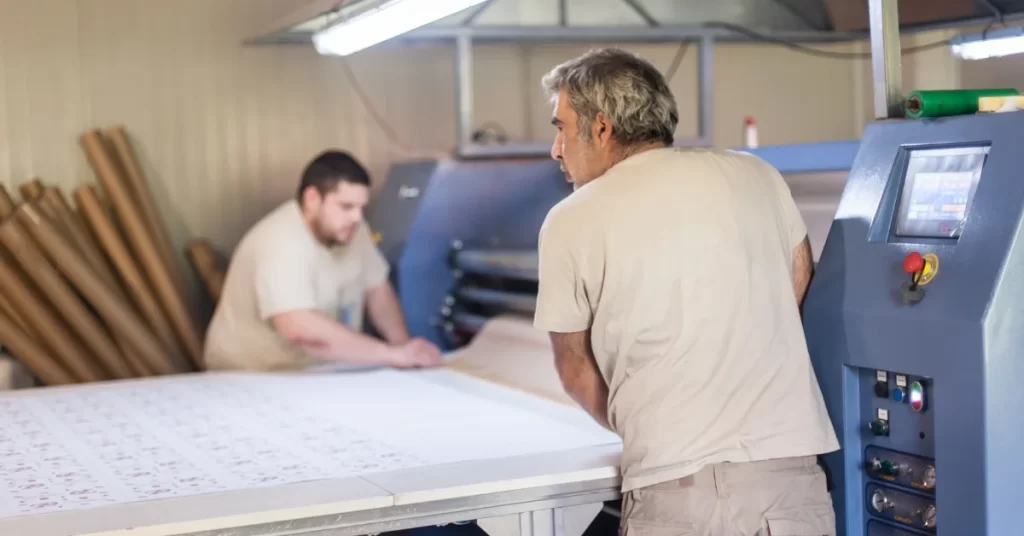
[866,482,937,532]
[803,117,1024,535]
[861,368,936,534]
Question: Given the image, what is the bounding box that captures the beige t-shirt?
[533,147,839,492]
[203,200,389,371]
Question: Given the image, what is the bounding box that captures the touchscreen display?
[894,146,989,238]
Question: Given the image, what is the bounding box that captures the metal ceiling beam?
[244,8,1024,46]
[247,25,869,45]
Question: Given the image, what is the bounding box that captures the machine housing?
[805,112,1024,535]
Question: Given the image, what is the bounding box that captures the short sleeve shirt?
[533,148,839,492]
[204,200,389,371]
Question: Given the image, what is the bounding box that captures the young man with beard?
[534,48,840,535]
[204,150,442,372]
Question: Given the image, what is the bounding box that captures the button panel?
[860,369,936,535]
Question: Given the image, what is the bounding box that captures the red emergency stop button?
[904,252,925,274]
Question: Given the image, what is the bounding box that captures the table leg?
[476,502,602,536]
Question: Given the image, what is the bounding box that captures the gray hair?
[541,48,678,147]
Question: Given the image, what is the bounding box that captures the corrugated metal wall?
[0,0,460,256]
[7,0,1009,281]
[0,0,869,260]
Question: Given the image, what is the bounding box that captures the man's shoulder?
[661,147,768,167]
[541,191,589,238]
[240,201,310,248]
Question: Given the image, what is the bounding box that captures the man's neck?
[610,141,668,168]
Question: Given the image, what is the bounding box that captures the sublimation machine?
[366,158,571,350]
[367,143,857,351]
[805,111,1024,535]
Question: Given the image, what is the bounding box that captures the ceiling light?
[950,26,1024,60]
[313,0,487,56]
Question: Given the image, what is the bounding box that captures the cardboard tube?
[0,217,131,380]
[0,307,77,386]
[23,196,146,377]
[105,127,187,294]
[81,130,203,368]
[186,240,225,304]
[0,291,32,334]
[40,188,126,301]
[0,185,14,218]
[19,179,44,201]
[14,204,180,377]
[0,260,107,383]
[75,186,191,372]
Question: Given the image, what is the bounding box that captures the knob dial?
[921,504,936,528]
[871,490,893,513]
[920,465,936,489]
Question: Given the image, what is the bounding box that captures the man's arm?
[792,235,814,312]
[271,310,397,366]
[549,330,611,430]
[365,281,410,344]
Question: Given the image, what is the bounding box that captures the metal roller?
[451,312,490,334]
[451,248,538,281]
[456,286,537,314]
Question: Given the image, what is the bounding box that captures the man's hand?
[387,338,444,368]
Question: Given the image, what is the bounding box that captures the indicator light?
[909,381,925,412]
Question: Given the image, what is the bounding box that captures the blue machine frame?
[367,140,860,349]
[367,158,572,348]
[805,112,1024,535]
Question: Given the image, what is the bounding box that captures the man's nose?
[550,137,562,161]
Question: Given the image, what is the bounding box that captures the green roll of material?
[905,89,1020,118]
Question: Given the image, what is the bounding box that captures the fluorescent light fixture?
[313,0,488,56]
[950,26,1024,60]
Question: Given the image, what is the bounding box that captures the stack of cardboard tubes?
[0,127,209,385]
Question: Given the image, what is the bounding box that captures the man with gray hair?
[533,48,840,535]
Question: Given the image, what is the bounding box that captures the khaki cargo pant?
[619,456,836,536]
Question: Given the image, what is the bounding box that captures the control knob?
[920,465,936,490]
[869,419,889,436]
[921,504,936,529]
[871,490,894,513]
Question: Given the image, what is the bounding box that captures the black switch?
[874,380,889,398]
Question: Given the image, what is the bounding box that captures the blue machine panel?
[368,158,571,348]
[805,112,1024,536]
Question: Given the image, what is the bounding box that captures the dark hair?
[296,150,370,203]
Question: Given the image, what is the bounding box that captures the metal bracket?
[477,503,603,536]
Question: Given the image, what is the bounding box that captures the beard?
[311,220,349,248]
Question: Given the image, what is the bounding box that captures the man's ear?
[593,112,613,146]
[301,186,319,208]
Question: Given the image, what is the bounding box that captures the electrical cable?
[336,55,452,158]
[703,21,950,59]
[664,41,689,81]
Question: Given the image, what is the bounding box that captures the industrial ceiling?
[248,0,1024,45]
